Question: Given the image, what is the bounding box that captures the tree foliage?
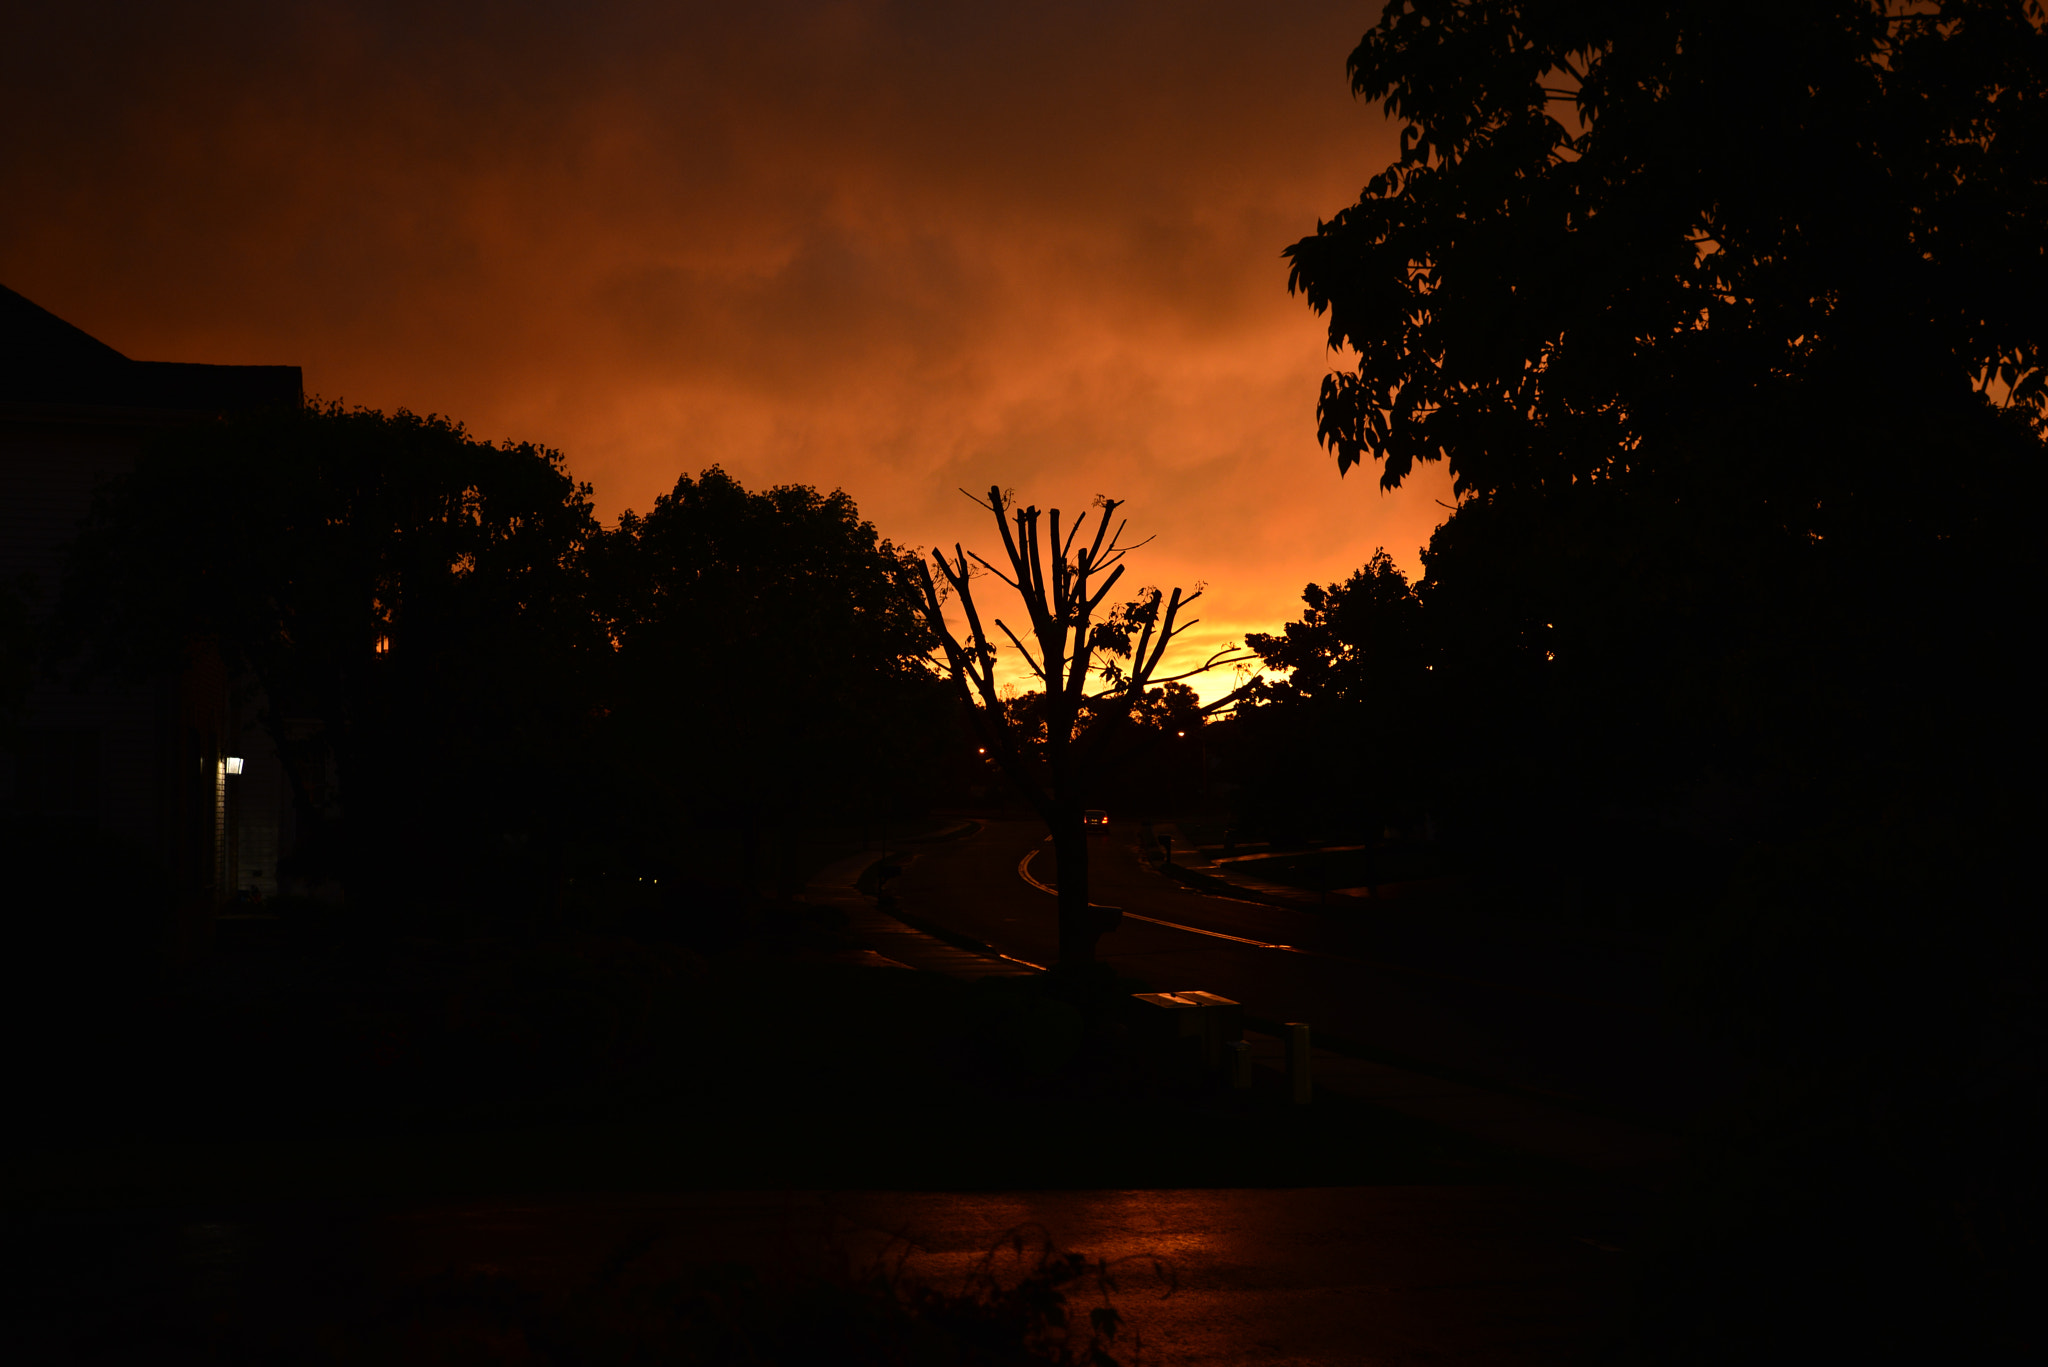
[1279,7,2047,1357]
[1245,549,1429,712]
[1289,0,2048,495]
[58,416,956,932]
[1234,550,1434,839]
[1285,0,2047,827]
[600,467,947,844]
[61,401,604,917]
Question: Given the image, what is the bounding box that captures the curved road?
[890,819,1734,1127]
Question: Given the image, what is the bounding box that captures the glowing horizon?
[2,2,1456,708]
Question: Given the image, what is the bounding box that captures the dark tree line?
[57,401,959,937]
[595,466,956,888]
[1225,550,1433,851]
[1237,0,2046,893]
[1269,0,2043,862]
[1239,3,2045,1360]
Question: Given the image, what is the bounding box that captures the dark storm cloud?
[2,0,1453,695]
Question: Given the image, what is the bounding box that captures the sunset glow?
[1,2,1456,700]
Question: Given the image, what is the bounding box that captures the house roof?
[1,283,302,413]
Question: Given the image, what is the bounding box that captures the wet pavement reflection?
[16,1185,1644,1365]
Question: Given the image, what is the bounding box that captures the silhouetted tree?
[988,678,1211,818]
[60,401,605,924]
[1235,548,1434,839]
[599,467,947,882]
[1287,0,2044,829]
[1291,0,2046,492]
[1245,551,1428,714]
[1127,679,1205,738]
[1285,5,2047,1358]
[914,488,1248,967]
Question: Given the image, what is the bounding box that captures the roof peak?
[1,283,132,370]
[0,283,301,414]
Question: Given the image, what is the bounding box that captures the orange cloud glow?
[2,1,1452,702]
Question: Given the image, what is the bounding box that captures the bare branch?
[1122,587,1166,693]
[1079,562,1127,619]
[963,548,1022,590]
[910,485,1260,964]
[1144,653,1258,687]
[993,617,1049,684]
[1047,506,1067,620]
[1058,507,1087,566]
[1092,534,1157,572]
[1194,681,1256,717]
[1022,506,1048,627]
[938,544,1007,712]
[1135,587,1184,686]
[1063,583,1095,702]
[1079,503,1120,584]
[990,487,1029,592]
[1082,662,1258,706]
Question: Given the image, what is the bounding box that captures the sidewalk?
[806,843,1682,1187]
[1148,822,1325,905]
[1149,822,1444,907]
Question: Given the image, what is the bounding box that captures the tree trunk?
[1052,813,1097,966]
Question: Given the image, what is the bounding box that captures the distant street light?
[224,756,245,775]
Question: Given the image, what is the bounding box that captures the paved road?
[890,820,1735,1129]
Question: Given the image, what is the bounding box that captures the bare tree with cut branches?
[914,486,1251,967]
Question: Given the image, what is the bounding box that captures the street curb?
[872,895,1027,967]
[802,831,1041,979]
[1152,856,1302,907]
[815,823,1685,1184]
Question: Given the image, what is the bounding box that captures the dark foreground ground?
[10,1187,1645,1366]
[3,885,1653,1365]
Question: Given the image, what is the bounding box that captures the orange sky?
[3,1,1454,702]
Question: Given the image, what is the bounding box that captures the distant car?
[1083,809,1109,829]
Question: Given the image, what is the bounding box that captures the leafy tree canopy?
[1229,551,1436,838]
[1288,0,2048,506]
[1245,549,1428,709]
[1280,16,2048,1352]
[607,467,931,687]
[64,400,601,701]
[601,467,945,828]
[1286,0,2047,817]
